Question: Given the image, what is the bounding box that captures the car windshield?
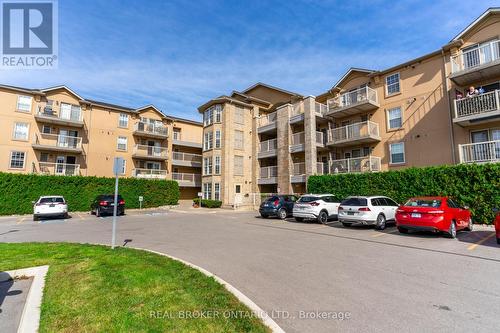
[341,198,367,206]
[405,199,442,208]
[102,195,123,201]
[39,197,64,203]
[265,196,280,202]
[298,196,320,203]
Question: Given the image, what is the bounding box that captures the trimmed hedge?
[308,163,500,224]
[0,172,179,215]
[193,198,223,208]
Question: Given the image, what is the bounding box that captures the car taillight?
[119,200,125,205]
[273,199,279,207]
[57,202,66,205]
[428,210,444,214]
[359,207,371,211]
[396,209,405,213]
[309,201,320,206]
[99,201,108,206]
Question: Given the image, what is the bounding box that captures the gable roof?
[40,85,85,101]
[242,82,302,97]
[135,104,171,120]
[451,7,500,41]
[333,67,375,89]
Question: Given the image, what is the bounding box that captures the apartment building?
[0,84,203,199]
[198,7,500,208]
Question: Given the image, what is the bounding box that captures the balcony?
[315,102,327,117]
[453,90,500,125]
[172,173,202,187]
[316,162,328,175]
[132,168,167,179]
[34,105,84,127]
[290,162,306,183]
[258,166,278,185]
[327,121,380,147]
[172,152,202,167]
[32,133,83,153]
[316,131,327,149]
[326,86,379,118]
[258,138,278,159]
[132,145,168,161]
[257,111,277,134]
[289,103,304,124]
[133,122,168,139]
[459,140,500,164]
[289,132,305,153]
[450,40,500,85]
[35,162,80,176]
[329,156,381,174]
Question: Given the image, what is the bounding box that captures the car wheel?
[318,211,328,224]
[63,213,69,219]
[497,238,500,245]
[278,208,287,220]
[398,226,408,234]
[96,208,101,217]
[446,221,457,239]
[295,217,304,222]
[375,214,386,230]
[33,215,38,222]
[260,213,268,219]
[465,218,473,231]
[342,222,351,227]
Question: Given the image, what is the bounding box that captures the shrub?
[308,163,500,224]
[193,198,222,208]
[0,172,179,215]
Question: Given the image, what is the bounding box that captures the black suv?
[91,194,125,217]
[259,195,298,220]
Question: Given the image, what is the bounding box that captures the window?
[204,107,213,126]
[235,185,241,194]
[215,130,221,148]
[234,155,243,175]
[214,183,220,201]
[40,152,49,162]
[42,125,51,134]
[118,113,129,128]
[203,157,212,175]
[121,160,126,175]
[387,107,402,129]
[117,136,128,151]
[173,129,181,140]
[9,151,25,169]
[204,131,213,151]
[16,95,32,112]
[203,183,212,200]
[234,106,245,124]
[234,130,243,149]
[389,142,405,164]
[386,73,400,95]
[214,156,221,174]
[214,105,222,123]
[13,123,29,140]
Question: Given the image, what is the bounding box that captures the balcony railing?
[133,145,168,158]
[36,162,80,176]
[259,138,278,153]
[172,172,202,185]
[36,104,83,123]
[316,131,326,145]
[328,121,380,144]
[260,166,278,178]
[259,111,277,127]
[316,162,328,174]
[459,140,500,164]
[132,168,167,179]
[172,152,202,163]
[451,40,500,74]
[290,102,304,117]
[134,122,168,137]
[327,86,378,113]
[292,162,306,175]
[454,90,500,120]
[329,156,381,174]
[291,132,305,146]
[33,133,82,150]
[315,102,327,116]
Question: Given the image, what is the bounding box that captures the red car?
[396,196,472,238]
[494,208,500,245]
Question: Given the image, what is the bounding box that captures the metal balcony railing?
[33,133,82,149]
[132,168,167,179]
[459,140,500,164]
[329,156,381,174]
[134,122,168,136]
[260,166,278,178]
[292,162,306,175]
[316,131,326,145]
[291,132,305,146]
[36,104,83,122]
[133,145,168,158]
[172,172,202,184]
[36,162,80,176]
[290,102,304,117]
[327,86,378,112]
[315,102,327,116]
[172,152,202,163]
[259,138,278,153]
[328,121,379,143]
[451,40,500,73]
[259,111,277,127]
[454,90,500,119]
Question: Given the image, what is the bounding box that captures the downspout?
[441,49,457,164]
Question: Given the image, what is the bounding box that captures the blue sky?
[2,0,499,120]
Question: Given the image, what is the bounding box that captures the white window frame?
[16,95,32,112]
[120,160,127,175]
[215,130,221,148]
[118,113,129,128]
[203,157,213,175]
[234,155,244,176]
[9,151,26,169]
[389,142,405,165]
[173,129,181,140]
[117,136,128,151]
[203,183,212,200]
[12,122,30,141]
[234,130,244,149]
[214,155,221,175]
[386,73,400,95]
[214,183,220,201]
[234,106,245,125]
[214,105,222,123]
[386,106,403,130]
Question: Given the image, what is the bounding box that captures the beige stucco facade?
[0,85,203,199]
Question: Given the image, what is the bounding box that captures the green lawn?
[0,243,270,333]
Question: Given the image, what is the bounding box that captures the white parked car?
[338,196,399,230]
[293,194,340,224]
[33,196,68,221]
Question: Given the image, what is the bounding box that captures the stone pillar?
[251,106,260,195]
[303,96,317,189]
[276,104,292,194]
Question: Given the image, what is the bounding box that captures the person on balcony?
[466,86,479,98]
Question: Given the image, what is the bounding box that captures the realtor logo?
[1,0,58,68]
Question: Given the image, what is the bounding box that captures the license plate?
[49,204,55,207]
[347,212,355,215]
[411,213,421,218]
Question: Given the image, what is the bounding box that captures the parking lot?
[1,209,500,333]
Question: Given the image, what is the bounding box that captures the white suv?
[293,194,340,224]
[33,196,68,221]
[338,196,399,230]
